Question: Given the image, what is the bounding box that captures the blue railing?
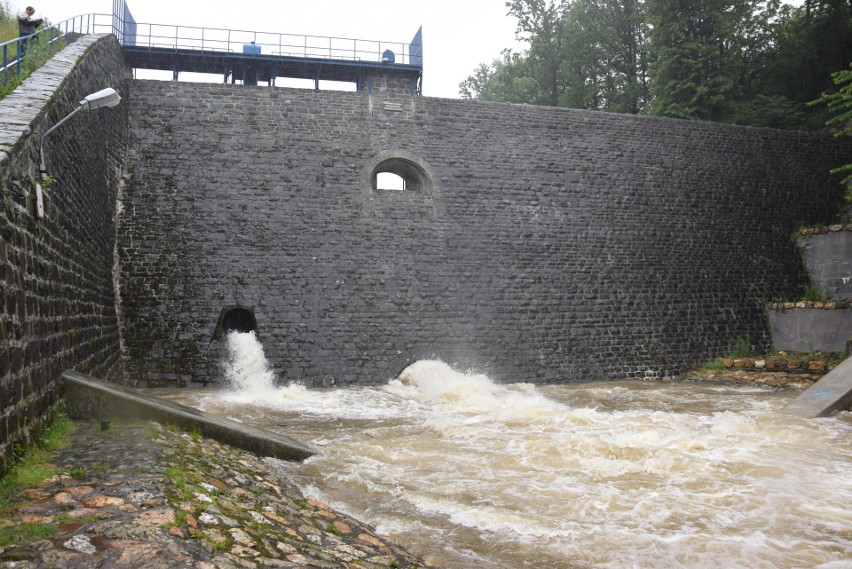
[122,22,421,66]
[0,13,113,78]
[1,5,422,84]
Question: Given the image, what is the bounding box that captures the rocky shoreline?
[0,420,431,568]
[680,369,828,391]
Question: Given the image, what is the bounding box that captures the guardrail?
[123,22,421,66]
[1,9,422,85]
[1,13,113,79]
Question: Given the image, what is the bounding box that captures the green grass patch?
[0,411,74,545]
[729,337,752,359]
[326,523,343,536]
[802,285,826,302]
[772,350,843,364]
[0,521,57,547]
[696,360,727,373]
[695,349,843,375]
[68,467,87,479]
[1,412,75,508]
[0,30,66,100]
[54,513,74,524]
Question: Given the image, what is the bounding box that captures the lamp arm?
[39,104,84,180]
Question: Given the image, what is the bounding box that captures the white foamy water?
[221,331,278,395]
[158,343,852,569]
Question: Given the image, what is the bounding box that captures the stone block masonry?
[0,35,130,476]
[119,80,851,387]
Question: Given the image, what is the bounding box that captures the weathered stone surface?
[61,371,316,461]
[0,420,430,568]
[781,355,852,418]
[84,495,125,508]
[768,305,852,352]
[3,26,852,491]
[0,34,129,478]
[118,79,851,388]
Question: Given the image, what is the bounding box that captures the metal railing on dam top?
[124,23,422,67]
[0,13,108,78]
[1,2,423,88]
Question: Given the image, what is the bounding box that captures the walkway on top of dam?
[120,19,423,92]
[4,3,423,93]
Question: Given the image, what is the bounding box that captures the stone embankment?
[682,363,838,390]
[0,421,430,569]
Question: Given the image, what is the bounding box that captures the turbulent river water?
[154,332,852,569]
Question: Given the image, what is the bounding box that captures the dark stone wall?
[0,35,129,475]
[119,81,851,387]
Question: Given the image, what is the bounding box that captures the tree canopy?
[460,0,852,130]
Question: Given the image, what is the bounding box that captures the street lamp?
[38,87,121,181]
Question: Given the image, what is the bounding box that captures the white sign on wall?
[35,183,44,219]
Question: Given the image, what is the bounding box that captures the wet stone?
[0,420,432,569]
[63,534,96,554]
[83,494,124,507]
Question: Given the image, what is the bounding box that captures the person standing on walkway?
[17,6,44,57]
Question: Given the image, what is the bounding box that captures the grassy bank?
[0,2,66,100]
[0,412,75,547]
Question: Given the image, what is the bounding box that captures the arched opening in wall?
[213,307,258,339]
[377,172,406,191]
[363,150,445,215]
[371,157,428,193]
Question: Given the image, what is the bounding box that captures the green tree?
[459,50,543,103]
[462,0,848,129]
[810,64,852,191]
[645,0,732,119]
[767,1,852,107]
[460,0,573,107]
[507,0,573,106]
[460,0,649,113]
[645,0,790,123]
[569,0,649,113]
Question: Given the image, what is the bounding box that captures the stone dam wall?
[2,35,851,474]
[119,79,851,387]
[0,36,129,474]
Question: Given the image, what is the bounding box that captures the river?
[153,332,852,569]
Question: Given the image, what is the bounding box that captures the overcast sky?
[23,0,522,98]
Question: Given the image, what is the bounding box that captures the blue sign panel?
[409,26,422,67]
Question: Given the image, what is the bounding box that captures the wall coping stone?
[796,224,852,238]
[0,34,112,163]
[768,301,850,310]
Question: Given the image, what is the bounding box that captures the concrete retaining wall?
[798,229,852,299]
[769,304,852,352]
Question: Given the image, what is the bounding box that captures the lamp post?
[39,87,121,181]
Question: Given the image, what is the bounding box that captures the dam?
[1,19,851,466]
[0,7,851,567]
[119,73,847,388]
